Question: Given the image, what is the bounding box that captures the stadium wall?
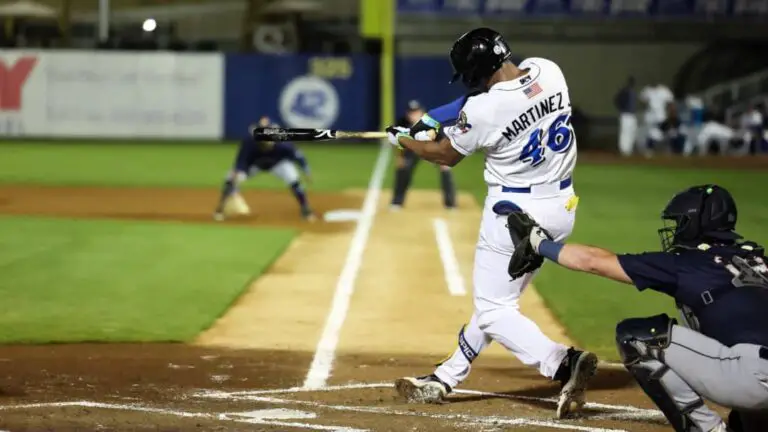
[0,49,641,143]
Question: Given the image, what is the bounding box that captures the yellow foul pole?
[360,0,395,130]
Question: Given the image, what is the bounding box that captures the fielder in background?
[213,115,315,222]
[390,100,456,211]
[506,185,768,432]
[385,27,597,419]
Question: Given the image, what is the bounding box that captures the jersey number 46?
[519,113,575,167]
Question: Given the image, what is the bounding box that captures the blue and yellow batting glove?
[385,125,410,149]
[410,113,441,139]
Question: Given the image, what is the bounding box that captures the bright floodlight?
[142,19,157,32]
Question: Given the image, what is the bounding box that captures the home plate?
[323,209,361,223]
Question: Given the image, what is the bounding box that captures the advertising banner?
[0,51,223,139]
[224,54,377,140]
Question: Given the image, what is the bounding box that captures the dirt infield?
[0,186,363,233]
[0,185,682,431]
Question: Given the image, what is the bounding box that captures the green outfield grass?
[0,141,379,344]
[0,141,378,190]
[0,216,295,343]
[407,154,768,359]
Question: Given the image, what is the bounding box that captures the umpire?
[505,184,768,432]
[390,100,456,211]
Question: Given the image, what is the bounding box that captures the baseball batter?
[385,28,598,418]
[213,116,315,221]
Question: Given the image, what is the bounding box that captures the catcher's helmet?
[658,184,741,251]
[449,27,513,89]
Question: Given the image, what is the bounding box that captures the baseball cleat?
[554,348,598,419]
[301,207,317,222]
[394,374,451,404]
[213,211,225,221]
[389,204,402,212]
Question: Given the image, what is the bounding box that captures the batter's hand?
[386,126,409,148]
[410,113,441,140]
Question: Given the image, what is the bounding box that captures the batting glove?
[411,113,440,135]
[386,125,410,148]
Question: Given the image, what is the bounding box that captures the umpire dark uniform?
[390,100,456,210]
[508,184,768,432]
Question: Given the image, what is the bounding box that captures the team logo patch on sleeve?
[456,110,472,133]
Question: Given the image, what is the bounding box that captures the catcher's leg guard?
[616,315,705,432]
[616,314,674,365]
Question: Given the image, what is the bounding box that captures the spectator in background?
[682,94,705,155]
[689,106,737,156]
[742,102,767,154]
[658,101,687,154]
[639,80,675,156]
[614,76,638,156]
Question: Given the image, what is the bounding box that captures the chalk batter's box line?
[0,382,663,432]
[0,401,367,432]
[201,391,640,432]
[199,381,661,415]
[0,399,631,432]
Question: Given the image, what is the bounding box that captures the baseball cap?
[407,100,423,111]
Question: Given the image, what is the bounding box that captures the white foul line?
[302,142,391,389]
[432,218,466,296]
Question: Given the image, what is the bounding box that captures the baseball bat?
[249,126,387,142]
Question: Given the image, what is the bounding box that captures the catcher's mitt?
[505,210,552,280]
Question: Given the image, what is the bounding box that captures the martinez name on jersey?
[502,91,571,141]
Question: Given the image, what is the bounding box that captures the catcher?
[213,116,315,221]
[505,184,768,432]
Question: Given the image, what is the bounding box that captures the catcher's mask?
[658,184,741,251]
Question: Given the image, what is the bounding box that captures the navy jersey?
[618,245,768,347]
[233,138,309,173]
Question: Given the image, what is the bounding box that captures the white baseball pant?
[434,183,577,387]
[618,113,638,156]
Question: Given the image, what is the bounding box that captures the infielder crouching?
[214,116,315,221]
[386,28,597,418]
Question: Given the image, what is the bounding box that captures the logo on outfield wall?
[0,56,38,136]
[279,75,339,129]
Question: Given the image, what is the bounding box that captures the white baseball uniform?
[433,57,578,387]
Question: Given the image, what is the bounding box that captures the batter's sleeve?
[428,96,466,125]
[617,252,678,296]
[427,91,483,126]
[443,97,492,156]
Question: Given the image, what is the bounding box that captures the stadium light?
[142,18,157,32]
